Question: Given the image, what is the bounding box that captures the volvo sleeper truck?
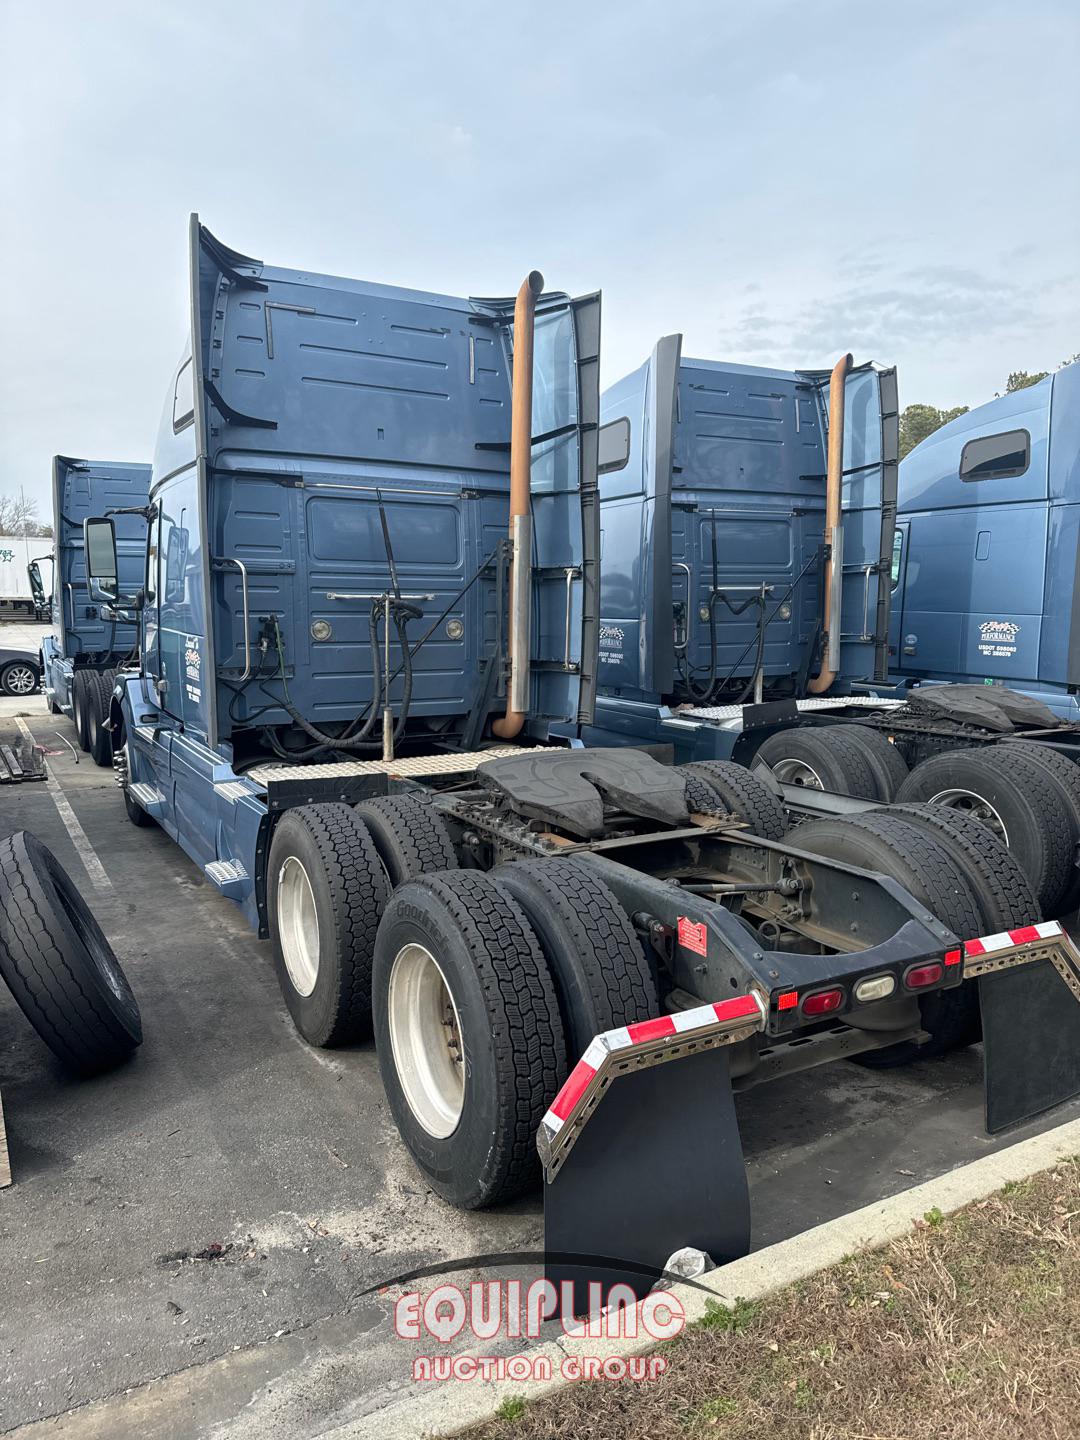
[891,360,1080,719]
[568,337,1080,921]
[87,220,1080,1311]
[36,456,151,765]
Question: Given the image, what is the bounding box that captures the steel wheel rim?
[277,856,320,997]
[927,787,1010,845]
[4,665,36,695]
[388,942,465,1138]
[769,756,825,790]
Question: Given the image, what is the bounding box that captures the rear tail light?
[802,987,844,1017]
[905,962,944,990]
[853,974,896,1004]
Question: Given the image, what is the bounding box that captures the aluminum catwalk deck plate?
[672,696,905,725]
[246,746,544,789]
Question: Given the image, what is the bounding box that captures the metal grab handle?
[214,557,252,681]
[64,582,75,632]
[325,591,435,602]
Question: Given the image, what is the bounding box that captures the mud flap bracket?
[538,993,765,1319]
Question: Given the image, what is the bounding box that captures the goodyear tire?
[267,804,389,1047]
[0,831,142,1073]
[373,870,566,1208]
[895,747,1073,914]
[793,813,985,1062]
[753,726,879,799]
[353,794,457,887]
[86,672,115,768]
[71,670,94,752]
[494,856,657,1062]
[680,759,787,839]
[837,724,909,801]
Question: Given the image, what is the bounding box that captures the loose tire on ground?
[835,724,909,801]
[86,672,115,768]
[0,831,142,1073]
[679,759,787,839]
[373,869,566,1208]
[71,669,94,751]
[753,725,879,800]
[267,804,389,1047]
[793,812,987,1062]
[895,747,1073,914]
[353,794,457,887]
[494,856,657,1061]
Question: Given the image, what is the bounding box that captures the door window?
[890,527,904,588]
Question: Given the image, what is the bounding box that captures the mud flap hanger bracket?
[537,992,766,1183]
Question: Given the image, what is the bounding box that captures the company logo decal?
[977,619,1020,658]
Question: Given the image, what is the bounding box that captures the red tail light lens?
[802,987,844,1017]
[905,962,944,990]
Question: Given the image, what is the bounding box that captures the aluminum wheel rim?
[769,756,825,790]
[387,942,465,1139]
[927,787,1010,845]
[4,665,36,695]
[277,856,320,997]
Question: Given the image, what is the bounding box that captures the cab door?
[526,292,601,734]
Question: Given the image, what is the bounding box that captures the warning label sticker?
[677,917,708,957]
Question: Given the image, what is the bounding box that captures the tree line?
[899,354,1080,459]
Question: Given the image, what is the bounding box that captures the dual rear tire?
[71,669,116,766]
[753,723,908,803]
[267,797,658,1208]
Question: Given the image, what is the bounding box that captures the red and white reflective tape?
[950,919,1064,964]
[541,992,765,1139]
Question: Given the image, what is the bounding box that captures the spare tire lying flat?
[895,747,1073,914]
[0,831,142,1073]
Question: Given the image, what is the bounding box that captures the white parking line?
[14,716,114,893]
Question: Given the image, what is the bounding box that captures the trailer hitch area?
[957,921,1080,1133]
[538,993,765,1321]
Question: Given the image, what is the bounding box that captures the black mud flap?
[980,959,1080,1133]
[538,994,763,1321]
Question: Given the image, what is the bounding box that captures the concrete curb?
[326,1115,1080,1440]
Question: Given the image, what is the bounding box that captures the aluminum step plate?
[674,696,905,725]
[246,746,543,789]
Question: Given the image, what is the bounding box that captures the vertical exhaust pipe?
[492,270,544,739]
[808,352,852,695]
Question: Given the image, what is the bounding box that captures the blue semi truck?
[82,220,1080,1298]
[890,361,1080,718]
[35,455,151,765]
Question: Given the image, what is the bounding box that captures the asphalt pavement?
[0,696,1077,1438]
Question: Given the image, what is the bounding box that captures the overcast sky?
[1,0,1077,511]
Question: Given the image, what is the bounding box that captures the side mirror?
[84,517,119,599]
[27,560,44,605]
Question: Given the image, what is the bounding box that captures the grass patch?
[495,1395,526,1423]
[463,1158,1080,1440]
